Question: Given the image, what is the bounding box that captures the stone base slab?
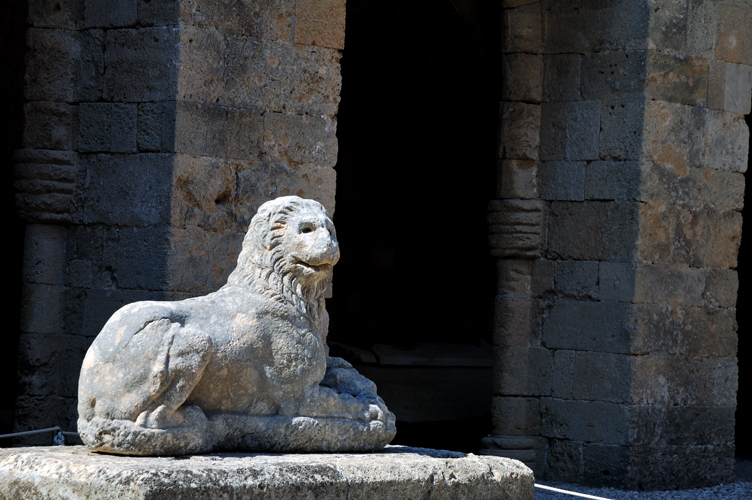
[0,446,533,500]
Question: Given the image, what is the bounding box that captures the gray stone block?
[502,53,542,103]
[540,398,629,444]
[543,54,581,102]
[551,350,574,399]
[226,107,264,160]
[491,397,540,436]
[503,3,541,53]
[581,51,646,101]
[29,0,85,29]
[85,0,137,27]
[497,259,532,298]
[25,28,78,102]
[695,108,750,173]
[20,283,64,335]
[716,2,751,64]
[546,438,582,481]
[582,443,629,487]
[0,446,534,500]
[16,333,91,398]
[540,102,599,161]
[686,0,717,59]
[547,201,638,261]
[531,258,554,297]
[598,261,636,302]
[76,29,106,102]
[101,226,171,290]
[263,112,338,167]
[137,0,180,26]
[180,0,294,41]
[493,346,553,396]
[634,264,706,307]
[585,161,640,201]
[493,297,537,347]
[23,101,77,151]
[703,268,739,309]
[22,224,66,285]
[78,103,137,153]
[540,161,585,201]
[598,99,644,160]
[499,102,541,161]
[167,226,244,293]
[630,405,735,446]
[174,101,227,157]
[709,61,752,114]
[647,0,687,53]
[137,101,177,152]
[83,153,173,226]
[542,299,633,353]
[554,260,597,299]
[176,26,224,103]
[172,154,237,232]
[498,160,539,199]
[571,352,631,403]
[104,27,180,102]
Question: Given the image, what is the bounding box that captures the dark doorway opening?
[327,0,499,452]
[736,113,752,458]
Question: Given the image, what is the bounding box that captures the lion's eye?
[301,227,313,234]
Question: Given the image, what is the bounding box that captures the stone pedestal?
[0,446,533,500]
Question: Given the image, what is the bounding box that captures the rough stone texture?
[78,197,395,455]
[0,446,534,500]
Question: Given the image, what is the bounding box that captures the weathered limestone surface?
[77,197,394,455]
[0,446,534,500]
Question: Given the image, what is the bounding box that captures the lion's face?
[276,205,339,285]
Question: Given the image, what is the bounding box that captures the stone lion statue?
[77,196,396,456]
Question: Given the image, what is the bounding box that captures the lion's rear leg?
[131,319,214,430]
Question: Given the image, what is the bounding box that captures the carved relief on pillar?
[487,199,546,259]
[14,149,82,224]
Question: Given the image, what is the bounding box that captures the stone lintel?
[0,446,533,500]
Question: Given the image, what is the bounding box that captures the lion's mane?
[227,196,330,333]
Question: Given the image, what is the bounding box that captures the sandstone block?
[694,108,749,172]
[180,0,294,41]
[29,0,84,29]
[639,162,745,211]
[83,153,173,226]
[78,103,137,153]
[599,99,644,160]
[222,38,341,117]
[540,102,599,161]
[235,160,336,223]
[85,0,137,27]
[571,352,632,403]
[176,26,225,103]
[0,447,533,500]
[581,443,629,487]
[498,159,539,199]
[543,54,580,102]
[104,27,180,102]
[703,269,738,309]
[137,101,177,152]
[634,264,706,306]
[502,53,542,103]
[499,102,540,161]
[708,61,752,114]
[553,260,597,299]
[263,112,338,167]
[503,3,541,53]
[493,346,552,396]
[645,52,708,106]
[23,101,78,150]
[686,0,717,59]
[20,283,64,334]
[581,51,646,101]
[585,161,640,201]
[542,299,633,353]
[171,154,236,232]
[25,28,77,101]
[540,399,629,444]
[648,0,688,53]
[716,2,751,64]
[627,444,734,489]
[17,333,90,398]
[642,100,690,172]
[598,261,636,302]
[226,107,264,160]
[546,439,581,481]
[547,201,638,261]
[295,0,346,49]
[492,397,540,436]
[174,101,227,157]
[23,224,66,285]
[539,161,585,200]
[630,405,735,446]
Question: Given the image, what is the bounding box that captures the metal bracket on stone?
[14,149,82,224]
[488,199,546,258]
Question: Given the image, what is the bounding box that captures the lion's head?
[227,196,339,323]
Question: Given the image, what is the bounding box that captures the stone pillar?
[15,0,344,436]
[485,0,747,489]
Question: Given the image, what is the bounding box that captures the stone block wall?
[15,0,344,439]
[484,0,748,489]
